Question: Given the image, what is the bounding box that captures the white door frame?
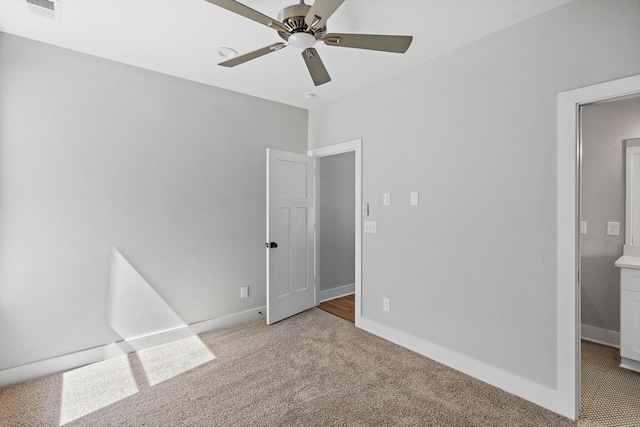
[308,139,363,324]
[557,74,640,419]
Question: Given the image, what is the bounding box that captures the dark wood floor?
[317,294,355,323]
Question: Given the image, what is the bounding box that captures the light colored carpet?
[1,308,600,426]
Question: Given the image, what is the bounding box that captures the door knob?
[265,242,278,248]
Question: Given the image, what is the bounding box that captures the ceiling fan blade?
[302,48,331,86]
[323,33,413,53]
[220,43,287,67]
[304,0,345,30]
[203,0,288,33]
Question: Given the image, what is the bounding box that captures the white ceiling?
[0,0,571,109]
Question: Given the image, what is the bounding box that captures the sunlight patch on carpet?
[137,335,216,386]
[60,355,138,425]
[58,335,215,425]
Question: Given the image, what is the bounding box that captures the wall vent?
[26,0,61,21]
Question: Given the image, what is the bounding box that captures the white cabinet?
[619,266,640,373]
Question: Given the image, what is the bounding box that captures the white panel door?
[266,149,315,324]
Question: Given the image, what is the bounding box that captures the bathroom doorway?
[557,74,640,419]
[578,95,640,424]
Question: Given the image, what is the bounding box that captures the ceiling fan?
[204,0,413,86]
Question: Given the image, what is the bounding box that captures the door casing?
[557,74,640,419]
[308,139,363,324]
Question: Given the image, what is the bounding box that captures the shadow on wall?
[581,254,622,331]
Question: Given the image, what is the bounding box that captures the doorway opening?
[318,294,355,323]
[557,74,640,419]
[308,139,362,325]
[579,96,640,425]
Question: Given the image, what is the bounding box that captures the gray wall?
[581,96,640,334]
[309,0,640,389]
[318,152,355,292]
[0,33,307,371]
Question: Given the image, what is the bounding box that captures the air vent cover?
[26,0,61,21]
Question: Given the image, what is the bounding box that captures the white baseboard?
[189,306,265,334]
[581,324,620,348]
[0,306,265,388]
[620,356,640,373]
[319,283,355,303]
[357,316,561,417]
[0,343,126,388]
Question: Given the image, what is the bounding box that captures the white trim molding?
[358,317,560,414]
[189,306,265,335]
[557,74,640,419]
[581,324,620,348]
[621,357,640,372]
[308,138,363,324]
[0,307,265,387]
[319,284,355,303]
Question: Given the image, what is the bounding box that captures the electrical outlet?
[580,221,587,235]
[364,221,377,233]
[383,193,391,206]
[240,286,249,299]
[382,297,390,312]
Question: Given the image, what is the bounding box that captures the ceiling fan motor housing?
[276,3,326,42]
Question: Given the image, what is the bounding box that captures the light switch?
[363,203,369,216]
[383,193,391,206]
[607,221,620,236]
[364,221,377,234]
[580,221,587,235]
[410,192,419,206]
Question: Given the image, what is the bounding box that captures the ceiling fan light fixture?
[288,32,317,49]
